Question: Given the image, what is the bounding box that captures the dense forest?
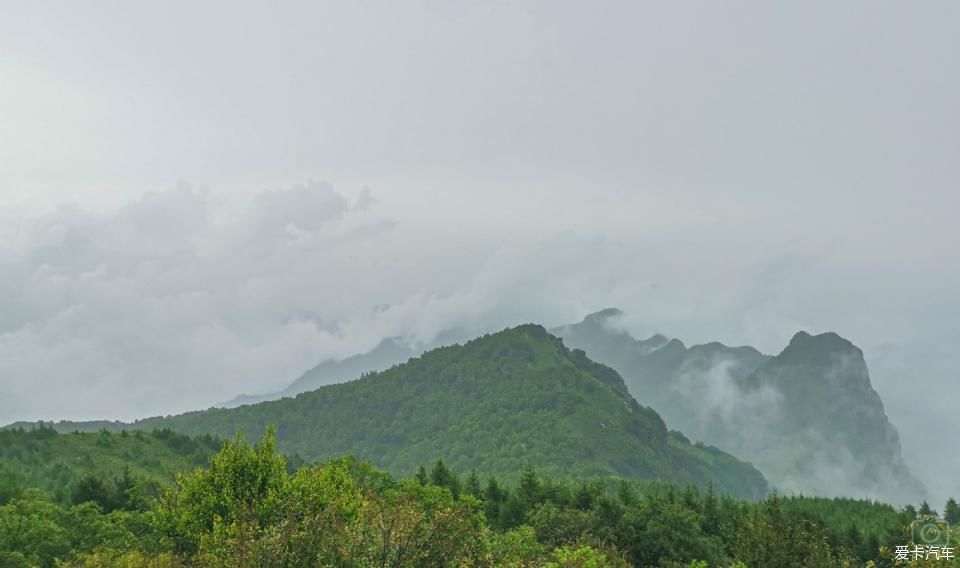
[0,426,220,506]
[1,428,956,567]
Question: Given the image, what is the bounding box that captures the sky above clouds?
[1,1,958,499]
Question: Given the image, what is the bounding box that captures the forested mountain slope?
[38,325,768,499]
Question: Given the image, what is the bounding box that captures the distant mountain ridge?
[550,309,771,441]
[553,309,927,505]
[220,329,475,408]
[222,337,419,407]
[16,325,769,500]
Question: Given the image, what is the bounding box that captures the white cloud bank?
[0,182,394,421]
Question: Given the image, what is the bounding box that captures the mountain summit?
[554,310,926,505]
[107,324,769,499]
[741,329,925,502]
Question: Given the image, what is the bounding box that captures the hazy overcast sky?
[1,1,958,499]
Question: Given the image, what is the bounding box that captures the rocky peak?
[784,331,862,359]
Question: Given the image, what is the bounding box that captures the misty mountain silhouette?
[221,337,418,408]
[553,309,927,505]
[220,328,474,408]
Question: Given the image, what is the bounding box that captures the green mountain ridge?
[13,324,769,500]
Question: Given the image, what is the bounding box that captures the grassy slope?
[0,427,220,503]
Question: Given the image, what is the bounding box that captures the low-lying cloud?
[0,182,648,423]
[0,182,397,422]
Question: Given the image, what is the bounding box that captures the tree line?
[1,428,957,567]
